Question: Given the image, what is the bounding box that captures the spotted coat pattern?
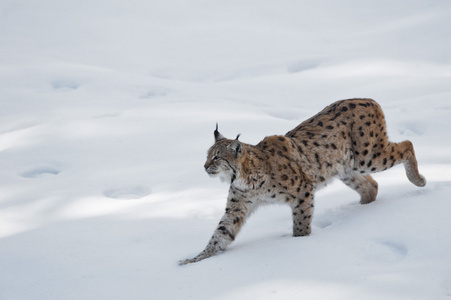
[180,98,426,265]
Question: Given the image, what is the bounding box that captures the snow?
[1,0,451,299]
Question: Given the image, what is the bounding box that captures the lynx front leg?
[180,194,255,265]
[178,217,235,265]
[290,190,314,237]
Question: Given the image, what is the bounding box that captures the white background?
[1,1,450,299]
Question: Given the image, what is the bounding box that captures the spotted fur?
[180,98,426,265]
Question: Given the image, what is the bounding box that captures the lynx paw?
[415,175,427,187]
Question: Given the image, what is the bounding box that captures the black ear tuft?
[214,123,226,142]
[235,133,241,140]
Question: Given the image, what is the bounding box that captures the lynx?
[180,98,426,265]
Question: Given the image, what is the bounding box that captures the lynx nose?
[204,163,210,171]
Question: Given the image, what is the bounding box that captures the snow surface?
[1,0,451,299]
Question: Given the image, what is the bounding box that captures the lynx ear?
[214,123,226,142]
[227,140,242,157]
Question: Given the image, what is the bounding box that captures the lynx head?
[204,124,242,183]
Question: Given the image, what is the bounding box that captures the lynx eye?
[213,156,219,161]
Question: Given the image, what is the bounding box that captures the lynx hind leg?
[341,172,378,204]
[359,140,426,187]
[398,140,426,187]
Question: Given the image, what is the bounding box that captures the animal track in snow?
[139,87,169,99]
[263,107,307,121]
[52,80,80,90]
[365,240,408,263]
[313,218,333,229]
[103,186,150,199]
[286,60,320,74]
[21,166,60,178]
[398,121,428,136]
